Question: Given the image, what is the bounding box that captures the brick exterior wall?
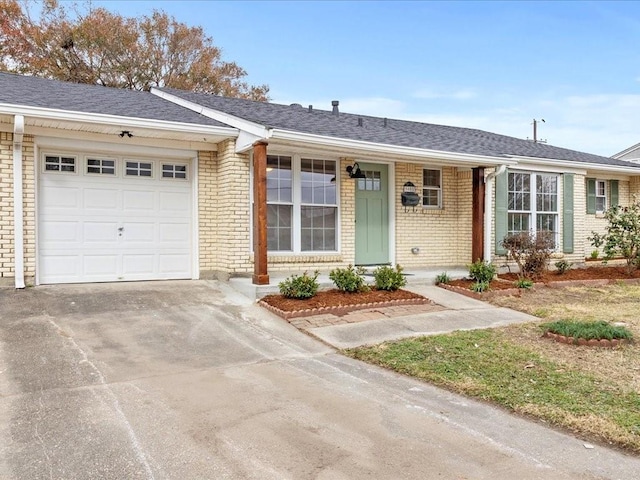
[394,164,471,268]
[0,132,35,286]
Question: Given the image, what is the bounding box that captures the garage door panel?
[159,191,190,212]
[42,186,80,209]
[159,254,191,275]
[39,155,193,284]
[159,223,190,242]
[122,222,156,243]
[39,255,80,280]
[84,188,119,210]
[40,221,81,242]
[123,190,156,211]
[83,255,119,277]
[83,222,120,243]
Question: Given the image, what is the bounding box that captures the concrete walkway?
[298,286,539,349]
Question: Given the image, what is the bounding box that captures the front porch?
[228,266,469,300]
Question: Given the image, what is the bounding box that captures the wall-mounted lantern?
[401,181,420,211]
[346,162,366,179]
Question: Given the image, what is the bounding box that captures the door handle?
[118,227,124,232]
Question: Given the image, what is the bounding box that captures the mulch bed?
[259,288,431,320]
[441,265,640,299]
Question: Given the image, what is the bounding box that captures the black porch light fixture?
[346,162,366,179]
[119,130,133,138]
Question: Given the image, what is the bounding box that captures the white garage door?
[38,153,193,284]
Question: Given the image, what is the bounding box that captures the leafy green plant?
[435,272,451,285]
[468,260,496,284]
[501,231,555,280]
[589,202,640,275]
[515,278,533,289]
[373,264,407,291]
[541,320,633,341]
[590,249,600,260]
[470,281,490,293]
[329,265,368,293]
[278,271,320,299]
[554,260,572,274]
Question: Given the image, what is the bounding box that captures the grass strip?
[345,329,640,452]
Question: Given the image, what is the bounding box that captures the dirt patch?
[501,264,640,283]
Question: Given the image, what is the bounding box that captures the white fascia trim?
[13,115,25,289]
[509,162,588,176]
[508,155,640,175]
[150,89,269,139]
[612,142,640,159]
[0,103,238,137]
[271,129,515,166]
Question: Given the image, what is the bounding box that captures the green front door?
[355,163,389,265]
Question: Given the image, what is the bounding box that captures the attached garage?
[38,151,195,284]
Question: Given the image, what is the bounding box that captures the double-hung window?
[595,180,607,212]
[507,171,559,246]
[265,155,337,252]
[422,169,442,208]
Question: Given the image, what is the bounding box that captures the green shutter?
[586,178,596,214]
[610,180,619,208]
[563,174,574,254]
[495,169,508,255]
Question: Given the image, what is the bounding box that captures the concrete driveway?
[0,280,638,479]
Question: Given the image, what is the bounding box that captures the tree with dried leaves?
[0,0,269,100]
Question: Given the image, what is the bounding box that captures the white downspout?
[483,164,507,263]
[13,115,25,289]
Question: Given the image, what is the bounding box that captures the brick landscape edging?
[258,297,431,320]
[542,331,631,348]
[438,283,522,299]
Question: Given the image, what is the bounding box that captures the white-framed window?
[125,161,153,177]
[265,154,338,252]
[87,158,116,175]
[507,171,559,246]
[162,163,187,179]
[44,154,76,173]
[595,179,607,212]
[422,168,442,208]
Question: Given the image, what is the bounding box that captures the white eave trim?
[507,155,640,175]
[270,129,515,165]
[150,88,269,139]
[0,103,238,137]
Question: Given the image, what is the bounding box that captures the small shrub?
[501,231,555,280]
[541,320,633,341]
[278,271,320,299]
[554,260,572,275]
[589,202,640,275]
[590,249,600,260]
[471,281,490,293]
[515,278,533,289]
[435,272,451,285]
[329,265,368,293]
[373,264,407,291]
[468,260,496,284]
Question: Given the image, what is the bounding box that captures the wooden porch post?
[472,167,485,262]
[252,141,270,285]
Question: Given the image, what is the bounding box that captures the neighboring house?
[2,71,640,288]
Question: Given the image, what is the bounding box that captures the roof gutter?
[13,115,25,289]
[270,129,515,166]
[0,103,237,137]
[507,155,640,175]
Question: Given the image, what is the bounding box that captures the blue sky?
[89,1,640,156]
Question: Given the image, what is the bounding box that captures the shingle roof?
[161,87,640,169]
[0,72,229,128]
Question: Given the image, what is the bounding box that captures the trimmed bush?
[554,260,572,274]
[329,265,368,293]
[468,260,496,284]
[278,271,320,299]
[373,264,407,291]
[501,231,554,280]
